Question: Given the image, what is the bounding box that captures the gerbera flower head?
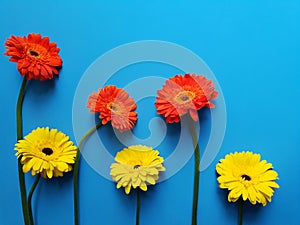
[155,74,218,123]
[4,33,62,81]
[87,85,137,132]
[15,127,77,179]
[216,151,279,206]
[110,145,165,194]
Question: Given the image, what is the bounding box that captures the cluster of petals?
[87,85,137,132]
[110,145,165,194]
[15,127,77,179]
[216,151,279,206]
[5,33,62,80]
[155,74,218,123]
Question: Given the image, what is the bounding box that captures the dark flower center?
[107,102,121,113]
[42,147,54,156]
[241,174,251,181]
[110,105,118,111]
[180,95,190,101]
[133,165,141,169]
[174,91,195,104]
[29,50,39,57]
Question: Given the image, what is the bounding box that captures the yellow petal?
[140,183,147,191]
[146,176,156,184]
[46,169,53,178]
[125,184,131,194]
[248,186,257,204]
[32,159,43,172]
[23,158,36,173]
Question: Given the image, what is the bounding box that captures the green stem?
[238,199,244,225]
[16,77,29,225]
[188,116,200,225]
[136,189,140,225]
[73,121,102,225]
[27,175,41,225]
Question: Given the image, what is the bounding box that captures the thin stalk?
[73,121,102,225]
[27,175,41,225]
[238,199,244,225]
[16,77,29,225]
[188,116,200,225]
[136,189,140,225]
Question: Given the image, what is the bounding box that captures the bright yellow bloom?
[216,151,279,206]
[110,145,165,194]
[15,127,78,179]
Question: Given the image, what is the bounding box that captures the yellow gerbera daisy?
[110,145,166,194]
[15,127,78,179]
[216,151,279,206]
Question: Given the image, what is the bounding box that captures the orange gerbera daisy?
[4,33,62,81]
[87,85,137,132]
[155,74,218,123]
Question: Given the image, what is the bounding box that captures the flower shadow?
[26,78,57,95]
[31,171,73,225]
[216,182,263,224]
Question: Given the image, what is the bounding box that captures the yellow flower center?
[42,147,54,156]
[174,91,195,104]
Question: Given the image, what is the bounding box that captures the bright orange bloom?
[4,33,62,81]
[155,74,218,123]
[87,86,137,132]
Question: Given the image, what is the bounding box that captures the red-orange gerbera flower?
[87,86,137,132]
[4,33,62,81]
[155,74,218,123]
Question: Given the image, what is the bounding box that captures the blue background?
[0,0,299,225]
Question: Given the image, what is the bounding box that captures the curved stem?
[136,189,140,225]
[27,175,41,225]
[188,116,200,225]
[16,77,29,225]
[73,121,102,225]
[238,199,244,225]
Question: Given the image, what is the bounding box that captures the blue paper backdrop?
[1,0,299,225]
